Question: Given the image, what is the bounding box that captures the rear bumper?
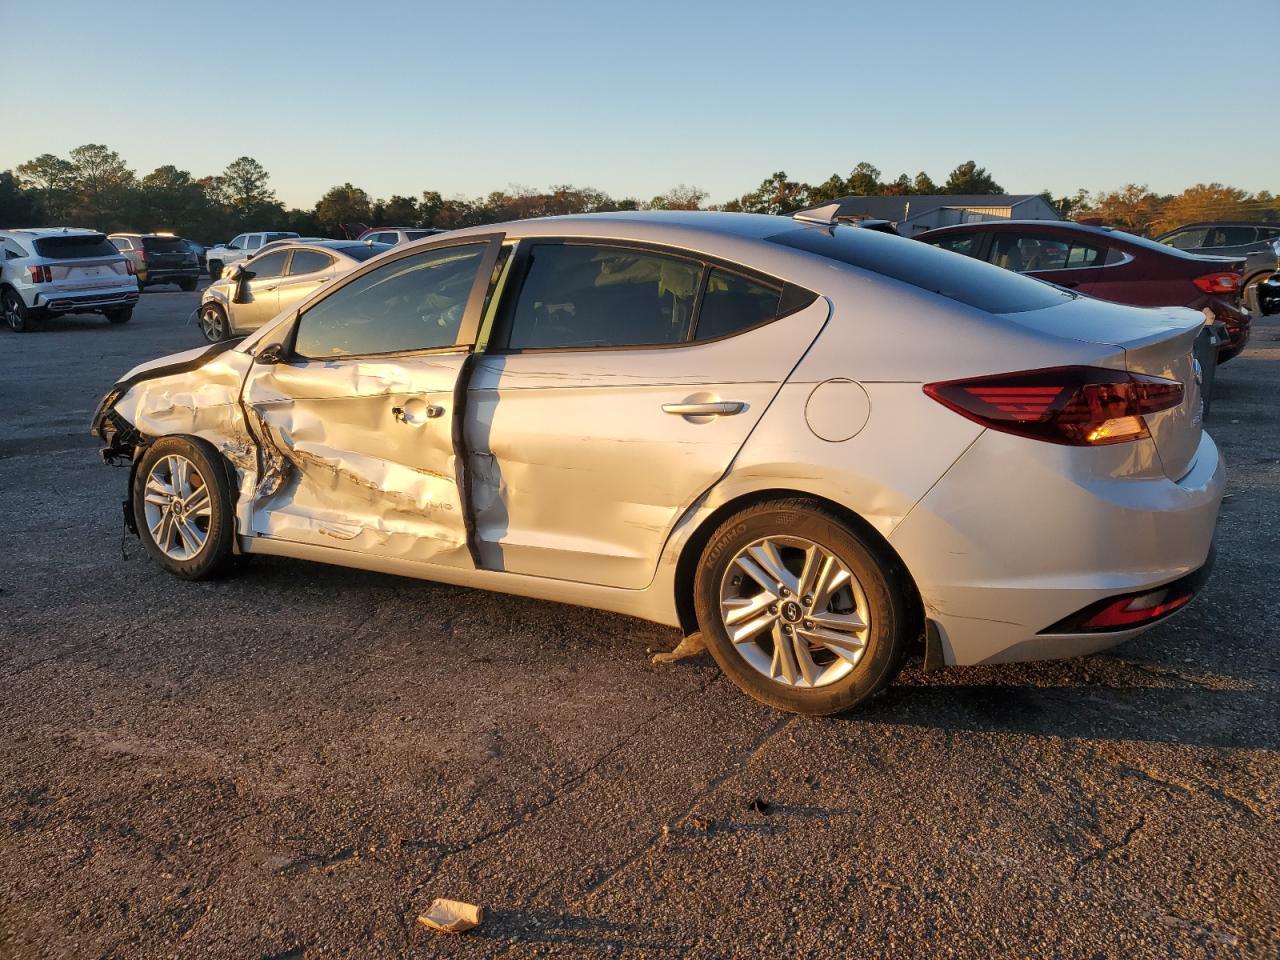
[140,266,199,282]
[1211,297,1251,362]
[890,429,1225,666]
[37,288,140,314]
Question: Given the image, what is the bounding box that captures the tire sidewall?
[199,303,227,342]
[132,436,234,579]
[694,501,908,715]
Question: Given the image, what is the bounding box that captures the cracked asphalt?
[1,287,1277,959]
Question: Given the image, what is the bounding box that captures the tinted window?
[142,236,188,253]
[507,243,701,349]
[338,242,391,262]
[264,232,295,243]
[244,251,287,280]
[768,225,1071,314]
[989,233,1102,272]
[931,233,978,257]
[375,232,398,245]
[294,244,485,359]
[1257,227,1280,241]
[287,250,334,275]
[406,230,437,240]
[1204,226,1255,246]
[32,234,120,259]
[696,269,781,340]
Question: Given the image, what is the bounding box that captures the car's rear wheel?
[105,306,132,324]
[132,437,234,580]
[198,302,230,342]
[178,278,197,292]
[2,289,30,332]
[694,499,912,715]
[208,260,223,281]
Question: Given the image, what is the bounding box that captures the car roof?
[3,227,105,237]
[1158,220,1280,231]
[440,210,815,247]
[263,239,390,255]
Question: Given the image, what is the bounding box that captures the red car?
[915,221,1251,362]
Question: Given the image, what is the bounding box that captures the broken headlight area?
[97,406,144,466]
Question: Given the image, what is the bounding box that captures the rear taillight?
[924,365,1183,446]
[1193,272,1240,294]
[27,265,52,283]
[124,260,136,276]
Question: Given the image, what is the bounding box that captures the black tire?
[105,306,132,324]
[132,436,235,580]
[178,278,197,293]
[208,260,223,281]
[198,302,230,343]
[693,499,912,715]
[2,288,30,332]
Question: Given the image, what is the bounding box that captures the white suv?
[1,228,139,332]
[205,231,300,280]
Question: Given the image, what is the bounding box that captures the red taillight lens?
[1193,272,1240,294]
[124,260,135,276]
[27,265,52,283]
[924,366,1183,446]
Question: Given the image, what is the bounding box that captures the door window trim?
[487,237,817,355]
[279,232,506,363]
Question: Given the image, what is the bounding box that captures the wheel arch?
[671,487,924,642]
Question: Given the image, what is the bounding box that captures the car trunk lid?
[1003,297,1206,481]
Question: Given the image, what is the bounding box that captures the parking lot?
[1,288,1277,958]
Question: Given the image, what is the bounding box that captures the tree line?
[0,145,1274,242]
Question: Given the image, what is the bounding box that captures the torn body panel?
[241,351,473,567]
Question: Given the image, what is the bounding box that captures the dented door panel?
[465,297,832,589]
[243,353,473,566]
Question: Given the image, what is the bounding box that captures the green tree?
[0,171,37,225]
[942,161,1003,195]
[881,173,912,196]
[221,157,277,217]
[374,194,420,225]
[139,165,212,235]
[845,162,881,196]
[732,171,810,215]
[16,153,76,220]
[67,144,136,229]
[1085,183,1163,233]
[912,171,938,194]
[315,183,373,234]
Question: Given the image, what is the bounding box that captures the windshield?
[32,234,119,259]
[142,236,189,253]
[767,224,1072,314]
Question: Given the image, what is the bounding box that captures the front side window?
[287,250,334,275]
[695,269,782,341]
[506,243,701,349]
[1164,228,1207,250]
[293,244,486,359]
[1204,226,1255,247]
[228,235,246,250]
[244,251,288,280]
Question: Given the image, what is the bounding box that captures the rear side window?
[506,243,701,349]
[1204,226,1255,246]
[287,250,334,275]
[989,233,1103,272]
[768,225,1072,314]
[294,244,486,358]
[695,269,782,340]
[142,236,188,253]
[32,234,119,259]
[111,238,133,251]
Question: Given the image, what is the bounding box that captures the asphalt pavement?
[1,286,1277,959]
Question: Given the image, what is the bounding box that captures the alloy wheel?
[199,306,224,342]
[3,292,24,331]
[718,535,871,688]
[142,454,213,560]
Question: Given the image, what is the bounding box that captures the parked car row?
[108,233,201,291]
[93,209,1224,715]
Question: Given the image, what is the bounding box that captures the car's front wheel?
[2,289,30,332]
[132,437,234,580]
[694,499,913,715]
[198,302,230,343]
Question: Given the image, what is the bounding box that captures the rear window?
[406,230,438,240]
[32,234,119,259]
[142,236,188,253]
[338,243,391,261]
[264,232,296,243]
[767,225,1072,314]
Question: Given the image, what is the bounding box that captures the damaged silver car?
[93,211,1222,714]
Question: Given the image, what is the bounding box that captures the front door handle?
[662,401,745,417]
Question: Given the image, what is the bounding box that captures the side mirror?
[255,343,285,365]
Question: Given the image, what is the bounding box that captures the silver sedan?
[197,239,390,342]
[94,211,1222,715]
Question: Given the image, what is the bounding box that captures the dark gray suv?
[1156,222,1280,311]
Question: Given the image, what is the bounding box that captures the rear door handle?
[662,401,745,417]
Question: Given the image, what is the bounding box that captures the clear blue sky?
[4,0,1274,207]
